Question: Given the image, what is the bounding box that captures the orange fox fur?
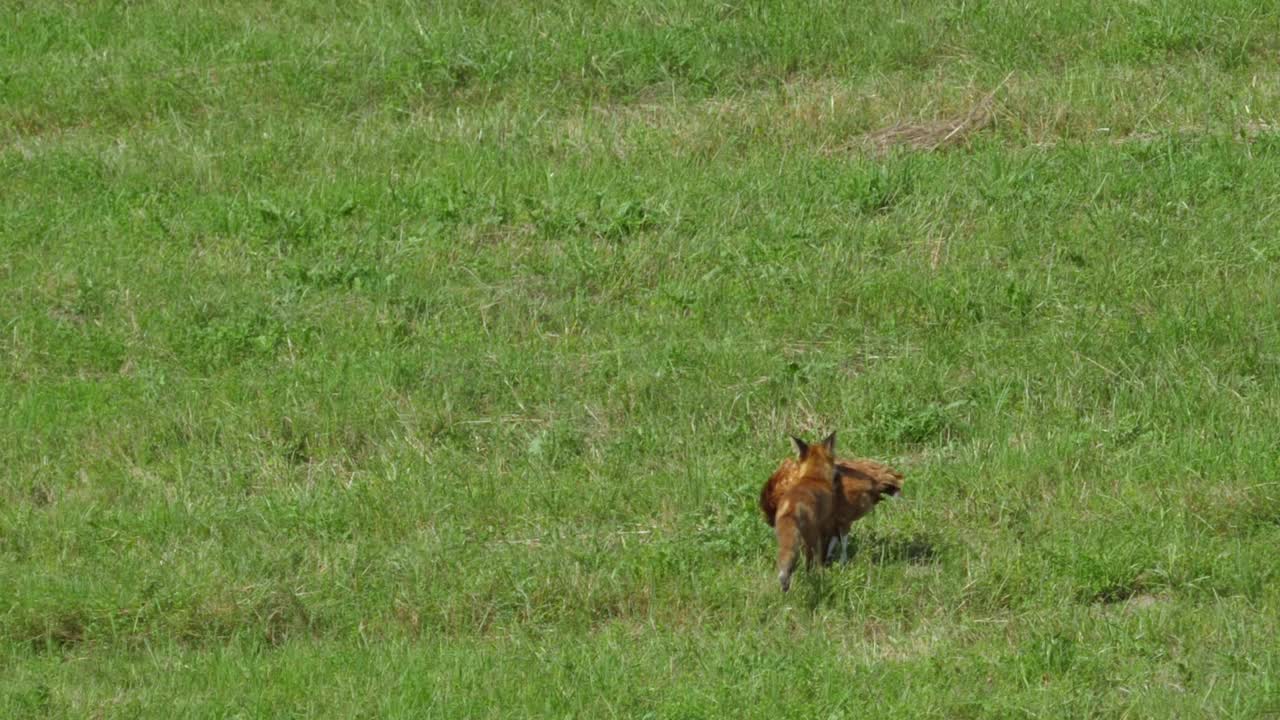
[760,445,904,583]
[759,433,839,592]
[823,458,903,564]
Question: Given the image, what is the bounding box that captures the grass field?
[5,1,1280,716]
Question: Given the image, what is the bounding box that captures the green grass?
[5,0,1280,716]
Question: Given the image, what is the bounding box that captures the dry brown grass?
[854,73,1012,156]
[379,66,1280,163]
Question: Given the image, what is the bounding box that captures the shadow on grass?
[793,532,945,610]
[848,531,942,566]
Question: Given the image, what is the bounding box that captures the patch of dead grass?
[849,73,1011,156]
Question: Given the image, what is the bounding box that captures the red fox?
[758,433,839,592]
[822,459,903,564]
[760,441,905,588]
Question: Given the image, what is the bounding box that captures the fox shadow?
[812,531,941,569]
[849,531,941,566]
[795,532,943,609]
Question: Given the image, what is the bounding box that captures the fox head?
[790,431,838,486]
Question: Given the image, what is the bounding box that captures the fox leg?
[825,536,839,563]
[839,534,850,564]
[775,514,801,592]
[800,522,823,570]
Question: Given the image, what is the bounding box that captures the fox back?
[831,459,902,529]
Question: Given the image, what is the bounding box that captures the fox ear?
[790,435,809,458]
[821,431,836,455]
